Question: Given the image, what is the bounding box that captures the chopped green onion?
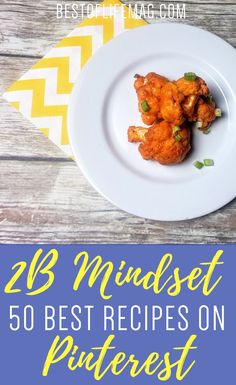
[206,94,213,104]
[141,100,150,112]
[194,121,203,129]
[184,72,197,81]
[203,94,213,104]
[174,133,182,142]
[172,126,180,134]
[194,161,204,169]
[204,159,214,166]
[173,126,182,141]
[203,129,211,135]
[215,108,222,117]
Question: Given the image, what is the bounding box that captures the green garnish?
[203,94,213,104]
[141,100,150,112]
[173,126,182,141]
[215,108,222,117]
[184,72,197,81]
[203,129,211,135]
[206,94,213,104]
[172,126,180,134]
[194,121,203,129]
[194,161,204,169]
[204,159,214,166]
[174,133,182,142]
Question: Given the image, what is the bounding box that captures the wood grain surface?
[0,0,236,243]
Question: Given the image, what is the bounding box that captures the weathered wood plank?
[0,1,236,56]
[0,160,235,243]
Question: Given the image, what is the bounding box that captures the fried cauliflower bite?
[194,98,216,130]
[176,76,210,121]
[181,94,199,121]
[176,76,209,98]
[160,82,185,126]
[128,73,220,166]
[138,121,191,165]
[134,72,168,125]
[127,126,148,143]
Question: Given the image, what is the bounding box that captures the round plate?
[68,23,236,220]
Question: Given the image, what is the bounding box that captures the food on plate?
[193,97,217,130]
[128,71,221,166]
[203,159,214,166]
[127,126,148,142]
[134,72,168,125]
[181,94,199,120]
[193,160,204,170]
[176,74,209,98]
[160,82,185,126]
[129,121,191,165]
[193,158,215,169]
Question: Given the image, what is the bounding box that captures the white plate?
[68,23,236,221]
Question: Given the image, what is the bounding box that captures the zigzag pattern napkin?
[3,0,146,156]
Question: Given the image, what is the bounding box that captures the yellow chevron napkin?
[3,0,146,157]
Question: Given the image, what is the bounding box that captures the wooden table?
[1,0,236,243]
